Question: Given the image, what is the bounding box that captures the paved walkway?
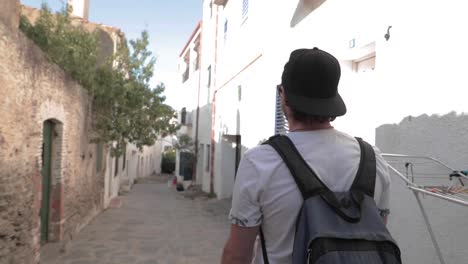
[41,175,231,264]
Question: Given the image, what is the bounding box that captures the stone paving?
[40,175,231,264]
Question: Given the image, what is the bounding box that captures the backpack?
[260,135,401,264]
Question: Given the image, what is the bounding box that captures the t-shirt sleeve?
[374,146,391,217]
[229,155,263,227]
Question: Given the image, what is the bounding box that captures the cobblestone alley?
[40,175,231,264]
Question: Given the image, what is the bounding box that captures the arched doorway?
[41,120,53,244]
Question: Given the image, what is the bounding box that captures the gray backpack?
[261,135,401,264]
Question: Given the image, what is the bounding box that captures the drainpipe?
[210,4,220,194]
[193,24,203,184]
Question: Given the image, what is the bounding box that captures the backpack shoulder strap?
[264,135,328,199]
[351,137,377,197]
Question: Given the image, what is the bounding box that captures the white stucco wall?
[68,0,89,20]
[178,25,202,113]
[229,0,468,144]
[376,112,468,263]
[116,142,160,192]
[214,136,237,199]
[212,55,280,198]
[200,0,468,199]
[195,104,212,189]
[216,1,266,77]
[103,151,121,208]
[200,0,215,106]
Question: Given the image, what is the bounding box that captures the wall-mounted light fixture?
[385,26,392,41]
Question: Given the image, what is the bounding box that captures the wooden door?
[41,121,53,244]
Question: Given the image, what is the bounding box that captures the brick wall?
[0,13,105,264]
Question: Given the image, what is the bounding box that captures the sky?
[20,0,203,110]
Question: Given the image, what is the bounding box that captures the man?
[221,48,391,264]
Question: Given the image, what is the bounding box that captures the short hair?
[290,108,336,123]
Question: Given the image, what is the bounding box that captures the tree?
[20,4,179,156]
[174,134,195,153]
[93,31,179,156]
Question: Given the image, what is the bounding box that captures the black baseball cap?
[281,47,346,117]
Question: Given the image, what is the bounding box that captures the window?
[182,51,190,82]
[96,142,103,173]
[193,35,201,71]
[274,85,289,134]
[181,107,187,125]
[205,144,211,172]
[224,20,228,43]
[207,65,212,88]
[242,0,249,20]
[207,66,212,103]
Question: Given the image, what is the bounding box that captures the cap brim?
[286,92,347,117]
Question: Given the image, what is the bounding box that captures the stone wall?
[0,10,105,264]
[0,0,20,30]
[21,5,124,66]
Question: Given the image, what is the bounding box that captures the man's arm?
[374,146,391,226]
[221,224,259,264]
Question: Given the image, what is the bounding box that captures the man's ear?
[281,100,292,122]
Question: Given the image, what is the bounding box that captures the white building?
[189,0,468,262]
[175,22,206,188]
[192,0,468,201]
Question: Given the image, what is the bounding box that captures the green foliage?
[174,134,195,166]
[161,149,176,174]
[20,4,98,89]
[174,134,195,153]
[20,4,179,156]
[207,192,217,199]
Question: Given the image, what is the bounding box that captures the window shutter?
[242,0,249,19]
[274,85,288,134]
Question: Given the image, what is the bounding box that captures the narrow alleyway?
[41,175,231,264]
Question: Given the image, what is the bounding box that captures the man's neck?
[288,121,333,132]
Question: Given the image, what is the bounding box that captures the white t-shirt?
[229,129,391,264]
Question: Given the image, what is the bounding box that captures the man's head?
[280,47,346,124]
